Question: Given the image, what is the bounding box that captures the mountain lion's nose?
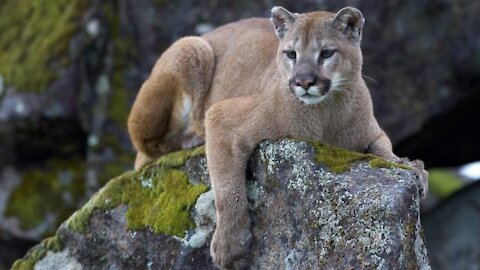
[295,76,316,90]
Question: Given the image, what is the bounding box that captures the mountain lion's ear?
[270,6,297,39]
[333,7,365,42]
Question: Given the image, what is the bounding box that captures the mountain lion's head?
[271,6,365,105]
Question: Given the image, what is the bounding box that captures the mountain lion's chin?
[298,93,325,105]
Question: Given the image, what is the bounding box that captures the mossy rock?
[0,0,90,92]
[12,146,208,269]
[310,140,411,173]
[12,140,427,269]
[66,146,208,236]
[11,236,63,270]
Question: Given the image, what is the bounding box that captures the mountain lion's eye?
[320,49,335,59]
[284,50,297,60]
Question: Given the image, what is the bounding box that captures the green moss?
[0,0,90,92]
[310,140,410,173]
[67,147,208,237]
[368,158,412,170]
[312,142,367,173]
[66,170,132,233]
[41,235,63,252]
[155,145,205,167]
[428,169,463,198]
[5,158,86,231]
[11,235,63,270]
[125,170,208,235]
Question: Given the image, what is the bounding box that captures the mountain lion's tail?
[128,37,215,169]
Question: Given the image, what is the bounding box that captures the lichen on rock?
[247,140,429,269]
[181,190,216,248]
[13,140,430,269]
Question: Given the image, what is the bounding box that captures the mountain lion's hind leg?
[128,37,214,169]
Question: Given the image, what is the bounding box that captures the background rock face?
[13,140,430,269]
[423,181,480,270]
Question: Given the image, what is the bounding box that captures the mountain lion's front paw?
[210,222,252,270]
[399,158,429,198]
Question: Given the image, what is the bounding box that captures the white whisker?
[330,73,353,92]
[349,66,378,84]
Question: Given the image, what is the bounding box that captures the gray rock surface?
[423,181,480,270]
[16,140,430,269]
[247,141,430,269]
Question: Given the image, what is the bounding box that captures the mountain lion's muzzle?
[289,74,331,104]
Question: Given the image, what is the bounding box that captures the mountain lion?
[128,6,428,269]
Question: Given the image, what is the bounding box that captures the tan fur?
[128,37,214,168]
[128,7,428,269]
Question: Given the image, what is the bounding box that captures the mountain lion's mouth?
[302,93,319,98]
[298,93,325,105]
[291,85,330,105]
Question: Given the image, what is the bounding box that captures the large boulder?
[12,140,430,269]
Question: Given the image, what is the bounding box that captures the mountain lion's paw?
[210,225,252,270]
[400,158,429,198]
